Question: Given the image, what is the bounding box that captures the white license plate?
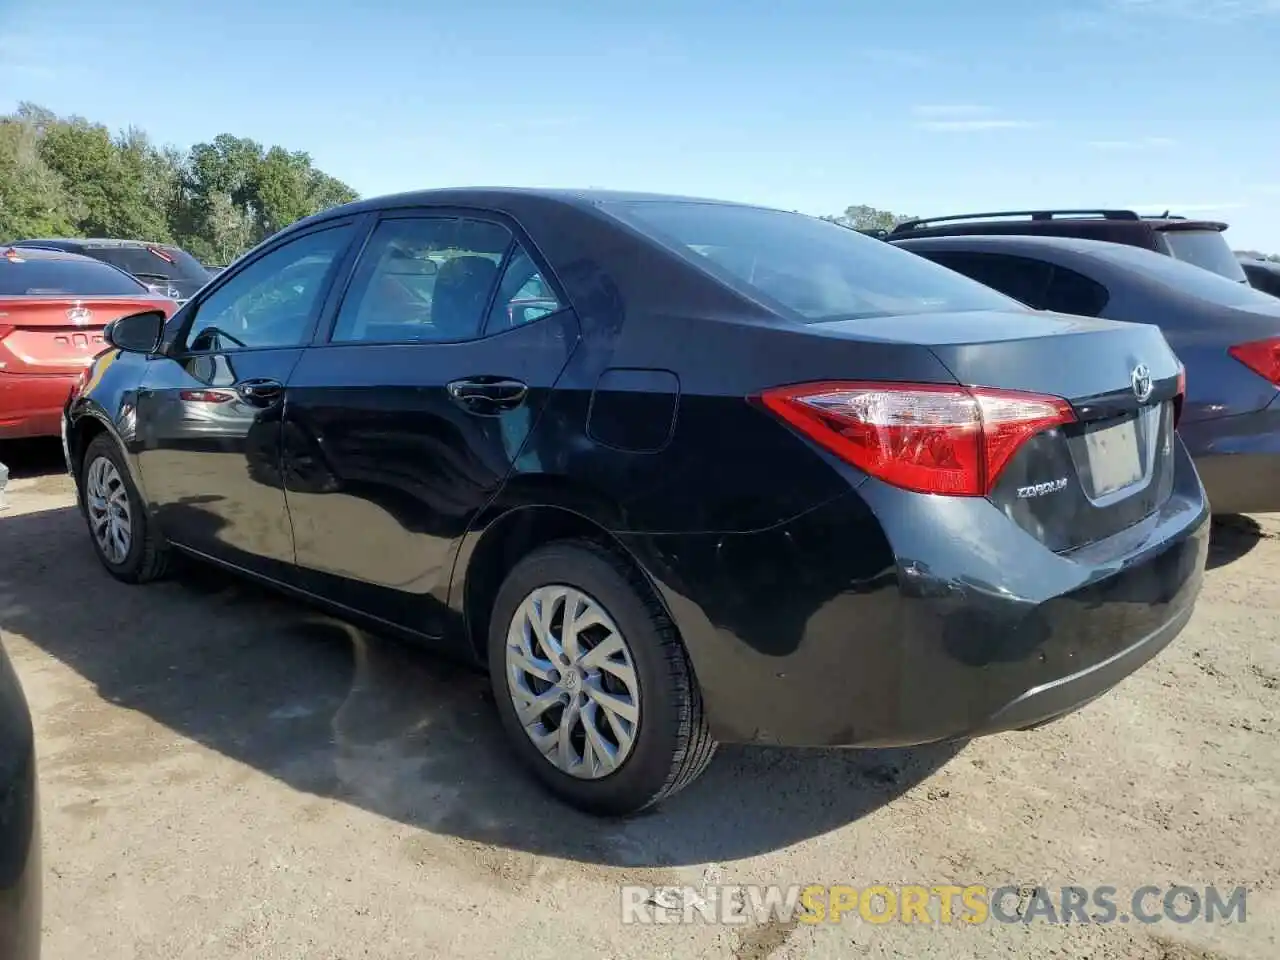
[1085,417,1143,496]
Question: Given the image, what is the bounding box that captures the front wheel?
[80,433,170,583]
[487,539,716,817]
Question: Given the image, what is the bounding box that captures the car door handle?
[446,377,528,414]
[235,378,284,405]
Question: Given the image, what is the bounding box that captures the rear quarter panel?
[1100,276,1280,421]
[65,347,154,498]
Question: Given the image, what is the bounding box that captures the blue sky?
[3,0,1279,250]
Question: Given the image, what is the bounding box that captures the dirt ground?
[1,438,1277,959]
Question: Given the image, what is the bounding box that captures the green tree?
[0,117,79,239]
[822,204,914,232]
[0,103,359,264]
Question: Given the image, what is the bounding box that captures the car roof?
[1,245,115,264]
[293,186,782,230]
[14,237,184,249]
[1239,256,1280,274]
[892,232,1148,262]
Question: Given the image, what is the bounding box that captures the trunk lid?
[814,309,1185,551]
[0,296,175,375]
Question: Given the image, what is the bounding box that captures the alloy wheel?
[85,455,133,565]
[504,584,641,779]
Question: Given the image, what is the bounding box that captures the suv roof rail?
[891,209,1142,233]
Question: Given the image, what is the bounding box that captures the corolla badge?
[1016,477,1069,499]
[67,302,93,325]
[1131,363,1153,403]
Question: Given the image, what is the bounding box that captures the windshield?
[1099,242,1280,311]
[1157,229,1248,282]
[601,201,1023,322]
[0,256,150,296]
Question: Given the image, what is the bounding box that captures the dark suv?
[10,238,212,304]
[888,209,1249,283]
[1238,254,1280,298]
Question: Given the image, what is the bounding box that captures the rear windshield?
[0,256,150,296]
[81,244,210,283]
[1157,229,1248,282]
[1098,243,1280,311]
[601,201,1022,322]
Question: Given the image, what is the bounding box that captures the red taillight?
[1228,336,1280,386]
[758,381,1076,497]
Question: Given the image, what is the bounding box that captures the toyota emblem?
[1131,363,1153,403]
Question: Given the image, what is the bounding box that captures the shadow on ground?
[1207,514,1269,571]
[0,504,961,868]
[0,439,66,481]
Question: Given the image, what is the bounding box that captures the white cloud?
[1088,137,1177,149]
[911,104,994,118]
[910,105,1040,131]
[917,119,1042,131]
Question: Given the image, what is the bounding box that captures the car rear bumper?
[1190,449,1280,515]
[624,447,1209,748]
[1178,406,1280,514]
[0,371,78,440]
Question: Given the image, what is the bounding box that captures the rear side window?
[332,217,512,343]
[603,201,1020,322]
[922,251,1053,306]
[1042,265,1110,316]
[920,251,1110,317]
[0,256,149,296]
[485,246,564,333]
[1156,230,1248,282]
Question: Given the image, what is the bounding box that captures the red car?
[0,246,177,439]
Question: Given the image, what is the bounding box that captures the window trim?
[163,216,368,357]
[316,205,572,348]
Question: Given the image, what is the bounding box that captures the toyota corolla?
[62,189,1209,816]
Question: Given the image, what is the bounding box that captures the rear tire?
[80,433,170,584]
[487,539,716,817]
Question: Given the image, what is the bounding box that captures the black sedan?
[894,234,1280,515]
[63,189,1208,815]
[0,640,41,958]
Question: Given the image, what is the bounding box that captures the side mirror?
[104,310,166,355]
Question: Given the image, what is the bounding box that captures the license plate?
[1085,417,1143,497]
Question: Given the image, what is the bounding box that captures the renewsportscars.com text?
[621,884,1247,926]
